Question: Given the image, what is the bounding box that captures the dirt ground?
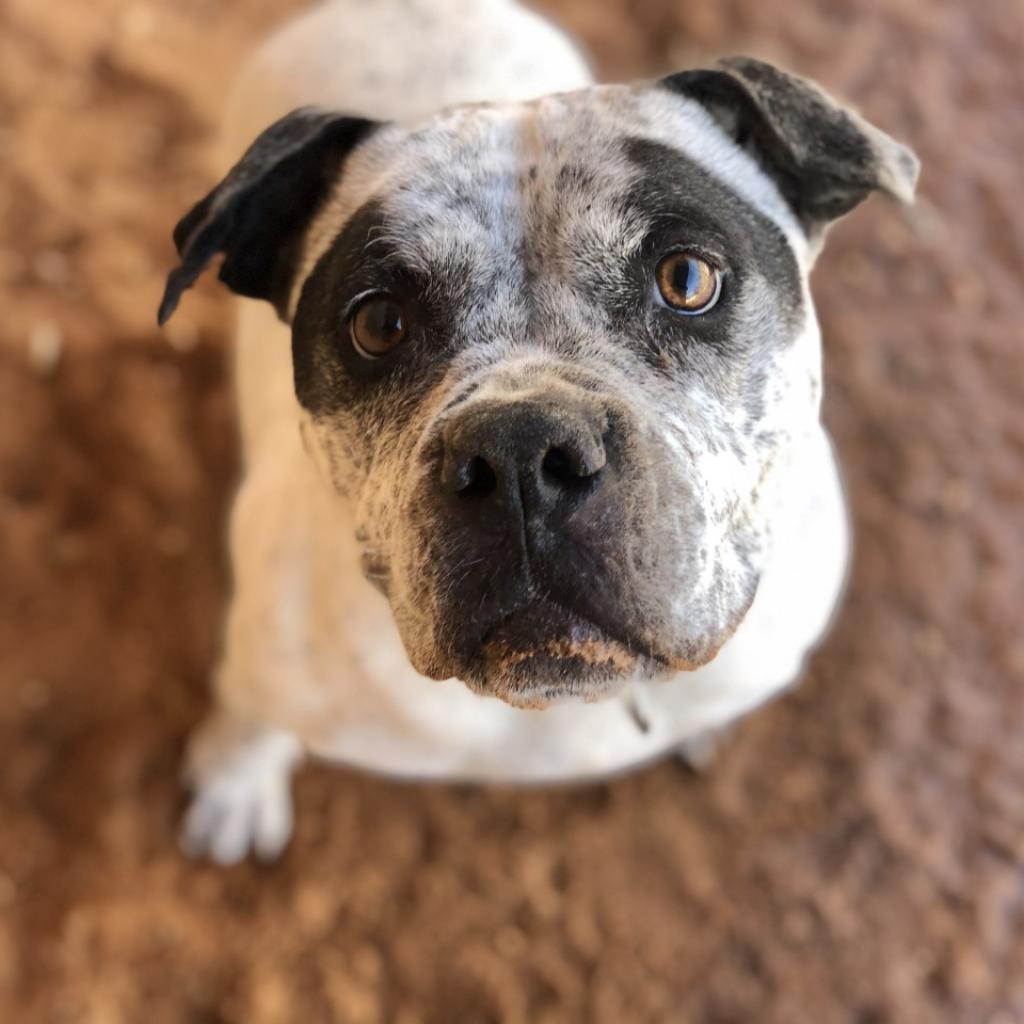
[1,0,1022,1020]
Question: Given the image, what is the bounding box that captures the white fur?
[183,0,850,859]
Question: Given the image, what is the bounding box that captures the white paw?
[180,717,301,865]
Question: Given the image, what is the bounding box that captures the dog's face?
[161,58,917,706]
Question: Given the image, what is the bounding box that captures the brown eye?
[350,295,409,358]
[655,252,721,314]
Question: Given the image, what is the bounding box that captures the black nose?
[440,398,608,516]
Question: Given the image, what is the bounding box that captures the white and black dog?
[159,0,918,863]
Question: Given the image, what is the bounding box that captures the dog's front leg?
[180,710,303,865]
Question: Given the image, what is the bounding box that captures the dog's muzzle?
[423,390,663,702]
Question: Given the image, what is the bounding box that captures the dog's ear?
[662,56,919,235]
[158,107,379,325]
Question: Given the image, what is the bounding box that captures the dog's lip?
[478,599,658,672]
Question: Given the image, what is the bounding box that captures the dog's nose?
[440,398,608,516]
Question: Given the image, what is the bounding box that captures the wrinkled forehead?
[298,85,807,293]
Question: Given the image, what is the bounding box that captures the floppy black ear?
[158,108,379,325]
[662,56,919,234]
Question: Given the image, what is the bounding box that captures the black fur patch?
[619,134,804,363]
[292,199,477,425]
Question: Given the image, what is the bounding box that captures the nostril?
[542,445,601,490]
[457,455,498,498]
[542,446,574,484]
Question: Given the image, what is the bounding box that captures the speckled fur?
[288,88,834,700]
[159,0,917,862]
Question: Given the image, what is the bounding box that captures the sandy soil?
[1,0,1022,1020]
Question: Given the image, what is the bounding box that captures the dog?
[158,0,918,864]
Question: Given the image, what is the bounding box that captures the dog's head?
[160,58,917,707]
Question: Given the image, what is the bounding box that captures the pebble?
[20,678,52,711]
[119,4,158,40]
[32,249,70,286]
[157,525,189,558]
[28,321,64,376]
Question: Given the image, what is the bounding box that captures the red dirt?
[1,0,1022,1021]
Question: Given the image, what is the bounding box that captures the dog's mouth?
[482,601,638,669]
[464,600,666,707]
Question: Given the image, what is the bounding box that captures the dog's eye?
[350,295,409,358]
[655,253,721,314]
